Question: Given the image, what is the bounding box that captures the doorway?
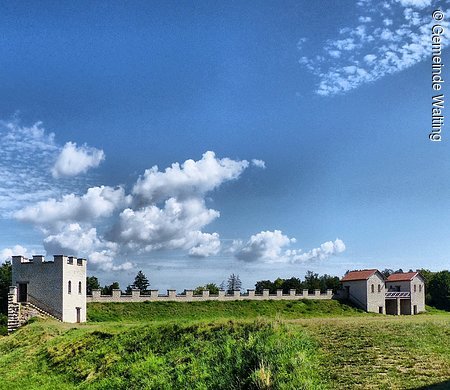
[76,307,81,323]
[344,286,350,298]
[18,283,28,302]
[413,305,417,315]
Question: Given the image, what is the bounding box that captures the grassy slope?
[0,300,449,390]
[87,299,367,322]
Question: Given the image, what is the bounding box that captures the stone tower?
[10,255,87,325]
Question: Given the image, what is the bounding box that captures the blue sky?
[1,0,449,291]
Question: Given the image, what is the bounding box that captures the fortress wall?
[87,288,334,303]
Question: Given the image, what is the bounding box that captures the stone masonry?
[87,288,334,303]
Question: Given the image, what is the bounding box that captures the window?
[378,284,381,293]
[78,281,82,294]
[414,284,417,293]
[68,280,72,294]
[419,284,422,292]
[371,284,374,293]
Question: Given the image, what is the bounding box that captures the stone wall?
[7,287,20,333]
[87,288,334,303]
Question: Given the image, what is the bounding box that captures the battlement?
[87,288,334,303]
[12,255,86,267]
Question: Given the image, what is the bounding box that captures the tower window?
[68,280,72,294]
[414,284,417,293]
[371,284,374,293]
[378,284,381,293]
[78,281,82,294]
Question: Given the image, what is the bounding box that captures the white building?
[341,269,426,315]
[341,269,386,314]
[11,255,86,323]
[385,272,426,315]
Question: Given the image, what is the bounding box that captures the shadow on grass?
[414,381,450,389]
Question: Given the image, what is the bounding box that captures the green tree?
[227,273,242,293]
[319,274,340,293]
[133,270,150,293]
[428,271,450,310]
[193,283,220,295]
[304,271,320,292]
[255,280,274,294]
[101,281,120,295]
[417,269,434,304]
[86,276,100,295]
[0,260,12,314]
[281,277,304,294]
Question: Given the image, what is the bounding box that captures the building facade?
[341,269,426,315]
[385,272,426,315]
[341,269,386,313]
[11,255,86,323]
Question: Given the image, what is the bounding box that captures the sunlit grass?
[0,300,449,389]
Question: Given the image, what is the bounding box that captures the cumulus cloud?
[234,230,296,262]
[14,151,254,270]
[15,186,129,229]
[298,0,449,96]
[132,151,249,204]
[188,232,221,258]
[52,142,105,178]
[113,198,220,253]
[287,239,346,262]
[43,223,132,271]
[233,230,345,263]
[0,245,31,262]
[251,159,266,169]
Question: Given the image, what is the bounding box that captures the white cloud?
[113,198,220,253]
[234,230,296,262]
[233,230,346,264]
[188,232,221,258]
[251,159,266,169]
[52,141,105,178]
[396,0,431,8]
[132,151,249,204]
[288,239,346,262]
[0,120,59,216]
[299,0,450,96]
[15,186,129,228]
[0,245,30,262]
[0,119,107,217]
[42,223,130,271]
[364,54,377,63]
[14,151,256,269]
[359,16,372,22]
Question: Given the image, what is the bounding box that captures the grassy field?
[0,300,449,389]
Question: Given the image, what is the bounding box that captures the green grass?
[0,300,449,389]
[298,315,450,389]
[87,299,366,323]
[0,319,324,390]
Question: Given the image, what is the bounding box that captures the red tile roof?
[341,269,379,282]
[386,272,418,282]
